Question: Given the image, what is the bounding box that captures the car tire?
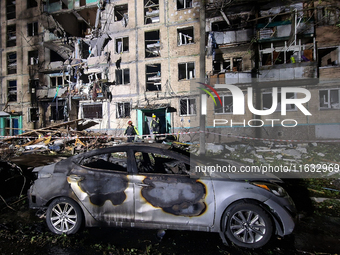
[224,203,273,248]
[46,197,83,235]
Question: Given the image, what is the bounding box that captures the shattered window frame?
[180,98,196,116]
[177,27,194,46]
[79,151,128,172]
[7,24,16,47]
[177,0,193,10]
[83,104,103,119]
[28,50,39,65]
[262,92,297,112]
[319,89,340,109]
[178,62,195,80]
[115,68,130,85]
[6,0,16,20]
[134,151,190,175]
[7,80,17,102]
[144,0,160,25]
[116,102,131,119]
[114,4,128,22]
[146,63,161,91]
[50,75,70,88]
[7,52,17,75]
[27,22,38,37]
[214,95,233,114]
[115,37,129,53]
[145,30,161,58]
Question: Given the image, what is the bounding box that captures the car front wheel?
[46,197,83,235]
[224,203,273,248]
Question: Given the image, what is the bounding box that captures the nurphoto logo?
[198,83,312,127]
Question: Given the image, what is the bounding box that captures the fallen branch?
[0,195,16,211]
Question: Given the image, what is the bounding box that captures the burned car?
[28,143,296,248]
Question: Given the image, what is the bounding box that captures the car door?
[132,148,215,228]
[67,149,135,224]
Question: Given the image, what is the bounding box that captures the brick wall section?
[319,67,340,79]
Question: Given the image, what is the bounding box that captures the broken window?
[7,52,17,75]
[178,62,195,80]
[50,75,70,88]
[51,102,65,121]
[83,104,103,119]
[28,107,39,122]
[116,37,129,53]
[177,27,194,45]
[144,0,159,24]
[145,30,160,58]
[260,41,314,66]
[115,69,130,85]
[7,80,17,102]
[214,56,243,72]
[28,22,38,36]
[319,89,340,109]
[28,50,39,65]
[319,47,339,67]
[7,25,16,47]
[146,64,161,91]
[135,151,190,175]
[116,102,131,118]
[114,4,128,22]
[27,0,37,8]
[180,98,196,116]
[177,0,192,10]
[214,95,233,114]
[80,152,128,172]
[6,0,16,20]
[232,57,242,71]
[262,92,296,112]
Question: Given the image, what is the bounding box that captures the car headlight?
[251,182,288,197]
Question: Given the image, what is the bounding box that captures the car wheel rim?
[50,202,78,233]
[229,210,266,244]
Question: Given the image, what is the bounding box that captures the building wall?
[0,0,42,133]
[81,0,203,133]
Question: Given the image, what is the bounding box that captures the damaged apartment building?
[1,0,204,137]
[0,0,339,140]
[204,0,340,140]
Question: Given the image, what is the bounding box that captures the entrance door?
[141,109,166,135]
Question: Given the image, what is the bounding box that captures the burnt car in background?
[28,143,296,248]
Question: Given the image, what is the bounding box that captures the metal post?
[199,0,206,155]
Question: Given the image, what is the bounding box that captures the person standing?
[124,120,139,142]
[150,114,160,139]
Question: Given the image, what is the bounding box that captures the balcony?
[212,29,253,45]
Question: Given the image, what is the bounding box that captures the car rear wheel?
[46,197,83,235]
[224,203,273,248]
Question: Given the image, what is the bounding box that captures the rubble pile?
[0,119,122,161]
[206,141,340,178]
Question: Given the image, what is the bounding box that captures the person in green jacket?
[149,114,160,140]
[124,120,139,142]
[150,114,160,134]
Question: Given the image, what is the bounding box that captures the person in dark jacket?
[124,120,139,142]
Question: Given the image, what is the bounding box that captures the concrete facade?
[1,0,340,141]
